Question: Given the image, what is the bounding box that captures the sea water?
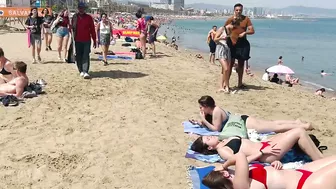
[160,18,336,91]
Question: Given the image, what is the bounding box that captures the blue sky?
[148,0,336,9]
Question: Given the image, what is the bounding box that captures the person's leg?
[236,59,245,87]
[301,155,336,172]
[63,35,69,61]
[140,34,146,58]
[48,33,52,49]
[245,116,312,133]
[31,44,36,63]
[75,42,84,74]
[82,41,91,74]
[219,58,230,92]
[44,33,49,50]
[261,128,323,162]
[57,36,63,59]
[101,45,106,63]
[152,42,156,56]
[303,162,336,189]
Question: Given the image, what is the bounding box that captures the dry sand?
[0,30,336,188]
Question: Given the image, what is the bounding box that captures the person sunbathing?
[0,47,16,84]
[285,73,299,85]
[203,152,336,189]
[191,127,323,164]
[0,61,29,98]
[190,95,312,133]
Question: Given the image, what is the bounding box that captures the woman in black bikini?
[203,152,336,189]
[191,127,323,164]
[0,48,15,84]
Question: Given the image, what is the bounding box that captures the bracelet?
[260,150,264,155]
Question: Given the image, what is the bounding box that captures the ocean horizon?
[160,18,336,92]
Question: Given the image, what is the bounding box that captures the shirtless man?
[0,61,28,97]
[0,47,16,84]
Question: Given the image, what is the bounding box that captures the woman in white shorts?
[214,24,233,93]
[42,8,54,51]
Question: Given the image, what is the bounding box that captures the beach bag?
[135,50,144,59]
[67,40,76,64]
[125,37,133,42]
[292,134,328,154]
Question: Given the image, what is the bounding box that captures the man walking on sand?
[71,2,97,79]
[225,3,255,89]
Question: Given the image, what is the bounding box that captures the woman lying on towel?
[191,127,323,164]
[202,152,336,189]
[190,95,313,132]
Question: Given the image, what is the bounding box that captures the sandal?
[1,95,19,107]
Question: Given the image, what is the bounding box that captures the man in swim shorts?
[0,61,29,97]
[225,3,255,89]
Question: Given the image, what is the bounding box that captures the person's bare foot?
[217,88,226,93]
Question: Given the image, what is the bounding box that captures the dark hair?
[213,25,217,28]
[317,88,326,92]
[14,61,27,73]
[101,13,107,17]
[321,70,324,73]
[191,137,218,155]
[42,8,49,15]
[202,171,233,189]
[0,47,4,57]
[135,12,142,19]
[150,16,154,20]
[234,3,243,9]
[273,73,278,78]
[198,95,215,108]
[59,8,68,17]
[279,56,282,59]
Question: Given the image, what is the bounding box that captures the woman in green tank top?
[192,95,313,133]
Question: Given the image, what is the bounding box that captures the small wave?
[302,81,334,91]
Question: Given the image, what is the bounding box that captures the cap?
[78,2,86,8]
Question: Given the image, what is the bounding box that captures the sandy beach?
[0,29,336,188]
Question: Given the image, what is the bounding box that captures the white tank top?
[218,27,228,45]
[99,21,111,34]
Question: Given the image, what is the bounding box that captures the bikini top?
[224,136,241,154]
[0,62,11,75]
[249,164,313,189]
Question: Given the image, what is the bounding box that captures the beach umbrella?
[157,35,167,41]
[267,65,295,74]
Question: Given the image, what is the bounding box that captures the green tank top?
[219,115,248,140]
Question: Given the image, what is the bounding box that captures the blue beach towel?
[188,166,215,189]
[98,55,133,60]
[183,121,220,136]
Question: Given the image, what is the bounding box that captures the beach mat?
[183,121,220,136]
[95,51,135,55]
[188,166,215,189]
[98,55,133,60]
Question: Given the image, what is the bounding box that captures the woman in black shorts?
[207,26,217,64]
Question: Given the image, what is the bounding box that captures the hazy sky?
[149,0,336,9]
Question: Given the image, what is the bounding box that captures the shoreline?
[160,20,336,98]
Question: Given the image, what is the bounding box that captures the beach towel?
[183,121,220,136]
[182,121,275,140]
[98,55,133,60]
[188,162,306,189]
